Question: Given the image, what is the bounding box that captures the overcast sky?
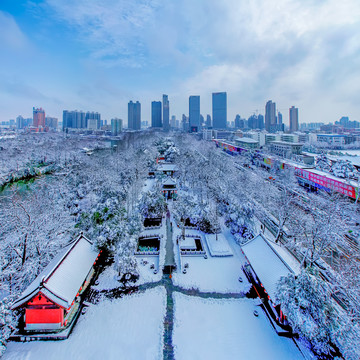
[0,0,359,126]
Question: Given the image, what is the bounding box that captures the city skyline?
[0,1,360,124]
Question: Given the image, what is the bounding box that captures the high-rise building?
[235,115,241,129]
[86,112,101,129]
[170,115,176,128]
[182,114,189,132]
[277,111,285,131]
[16,115,25,129]
[62,110,89,130]
[189,95,200,132]
[111,118,123,135]
[128,101,141,130]
[265,100,276,132]
[45,117,58,129]
[212,92,227,129]
[289,106,299,132]
[206,114,212,128]
[162,95,169,131]
[33,107,45,128]
[151,101,162,128]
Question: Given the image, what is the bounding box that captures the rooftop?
[270,141,304,146]
[235,137,259,143]
[242,233,297,302]
[12,234,98,310]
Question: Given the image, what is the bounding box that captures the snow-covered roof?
[269,141,304,146]
[162,178,176,186]
[158,163,177,172]
[12,234,98,310]
[241,234,296,301]
[235,137,259,143]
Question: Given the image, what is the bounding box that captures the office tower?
[277,111,284,131]
[63,110,88,130]
[33,107,45,128]
[200,114,204,126]
[212,92,227,129]
[171,115,176,128]
[265,100,276,132]
[182,114,189,132]
[111,118,122,135]
[128,101,141,130]
[163,95,169,131]
[235,115,241,128]
[206,114,212,128]
[289,106,299,132]
[45,117,58,129]
[16,115,25,129]
[189,95,200,132]
[151,101,162,127]
[258,114,264,129]
[86,112,101,129]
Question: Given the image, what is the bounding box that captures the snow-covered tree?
[331,159,358,179]
[172,194,197,238]
[315,153,332,172]
[139,191,166,219]
[276,268,341,357]
[0,298,16,357]
[224,203,254,244]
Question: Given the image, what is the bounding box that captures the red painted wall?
[26,308,63,325]
[28,293,55,306]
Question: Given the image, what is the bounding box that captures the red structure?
[33,107,45,128]
[11,234,100,332]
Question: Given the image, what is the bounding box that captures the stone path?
[164,212,176,270]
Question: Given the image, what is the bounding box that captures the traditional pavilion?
[162,178,177,199]
[157,163,177,177]
[11,233,100,332]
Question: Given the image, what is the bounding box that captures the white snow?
[173,293,303,360]
[4,287,166,360]
[172,228,250,293]
[91,265,119,291]
[135,256,162,285]
[241,234,295,301]
[204,233,234,257]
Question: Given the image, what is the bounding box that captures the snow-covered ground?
[172,226,250,293]
[3,287,166,360]
[91,265,120,291]
[173,292,304,360]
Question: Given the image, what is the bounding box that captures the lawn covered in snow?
[172,228,250,294]
[3,287,166,360]
[173,292,303,360]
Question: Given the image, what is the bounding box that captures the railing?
[143,225,161,230]
[134,251,160,256]
[139,234,160,239]
[180,250,206,256]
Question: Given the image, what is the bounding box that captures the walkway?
[164,211,176,271]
